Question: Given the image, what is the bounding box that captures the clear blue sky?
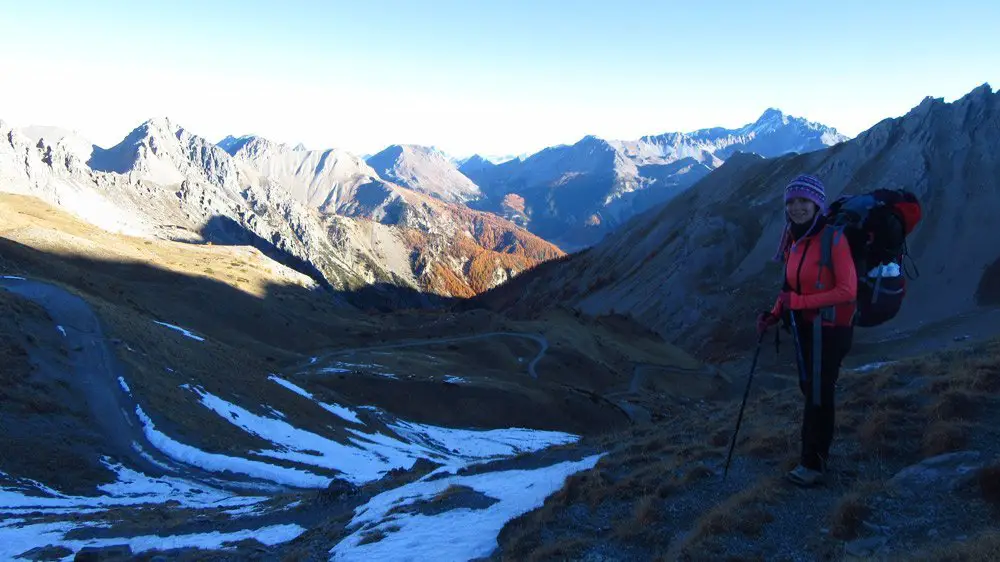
[1,0,996,157]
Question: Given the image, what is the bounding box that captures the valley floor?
[4,267,998,561]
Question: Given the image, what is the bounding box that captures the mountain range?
[461,108,848,249]
[474,83,1000,359]
[2,106,847,305]
[0,118,561,305]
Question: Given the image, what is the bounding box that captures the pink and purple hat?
[772,174,827,261]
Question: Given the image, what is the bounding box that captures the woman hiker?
[756,174,858,487]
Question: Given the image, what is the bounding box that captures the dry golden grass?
[614,494,660,539]
[927,389,981,421]
[921,420,968,457]
[521,538,591,562]
[494,335,1000,561]
[356,528,387,545]
[828,491,872,540]
[431,484,472,503]
[684,478,782,545]
[743,431,796,459]
[497,505,590,562]
[680,464,715,485]
[857,408,893,452]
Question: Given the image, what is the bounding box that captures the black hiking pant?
[792,316,853,472]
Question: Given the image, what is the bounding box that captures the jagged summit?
[366,144,481,203]
[217,134,256,155]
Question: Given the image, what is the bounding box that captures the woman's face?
[786,197,818,225]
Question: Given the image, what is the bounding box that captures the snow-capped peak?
[753,107,789,128]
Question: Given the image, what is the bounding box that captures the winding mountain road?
[305,331,550,379]
[0,276,281,493]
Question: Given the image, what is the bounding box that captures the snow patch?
[135,405,332,488]
[0,275,26,280]
[153,321,205,342]
[118,376,131,395]
[850,361,897,373]
[268,375,364,425]
[56,325,67,337]
[0,521,305,561]
[189,386,579,485]
[0,460,264,510]
[330,455,603,561]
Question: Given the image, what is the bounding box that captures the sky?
[0,0,997,158]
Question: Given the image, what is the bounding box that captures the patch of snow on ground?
[388,421,578,460]
[189,386,580,485]
[152,321,206,342]
[0,521,305,561]
[135,405,332,488]
[268,375,364,425]
[330,455,603,561]
[850,360,897,373]
[0,460,264,510]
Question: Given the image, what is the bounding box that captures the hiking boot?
[785,464,824,487]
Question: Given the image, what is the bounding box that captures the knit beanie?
[772,174,827,262]
[784,174,826,209]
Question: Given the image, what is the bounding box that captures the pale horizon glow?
[1,0,997,159]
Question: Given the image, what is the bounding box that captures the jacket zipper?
[794,238,812,294]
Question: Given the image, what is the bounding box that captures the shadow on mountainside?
[0,235,639,494]
[198,214,333,290]
[199,213,455,311]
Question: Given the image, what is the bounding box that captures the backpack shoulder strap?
[818,225,841,270]
[817,225,845,324]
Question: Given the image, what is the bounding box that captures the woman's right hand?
[756,311,779,335]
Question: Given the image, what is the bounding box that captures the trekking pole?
[789,311,808,387]
[723,330,765,480]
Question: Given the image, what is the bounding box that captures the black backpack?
[819,189,922,327]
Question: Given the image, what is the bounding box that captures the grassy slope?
[495,336,1000,561]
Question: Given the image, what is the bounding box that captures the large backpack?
[819,189,922,327]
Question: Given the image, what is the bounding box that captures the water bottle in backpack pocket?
[856,263,906,327]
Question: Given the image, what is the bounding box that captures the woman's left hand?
[777,291,793,310]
